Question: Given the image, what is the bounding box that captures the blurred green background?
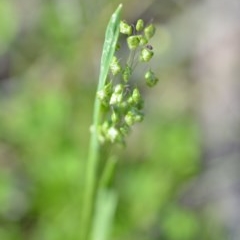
[1,0,239,239]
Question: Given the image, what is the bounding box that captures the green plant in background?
[81,4,158,240]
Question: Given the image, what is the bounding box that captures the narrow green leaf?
[91,189,118,240]
[98,4,122,90]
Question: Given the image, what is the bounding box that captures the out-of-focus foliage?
[0,0,18,54]
[0,0,226,239]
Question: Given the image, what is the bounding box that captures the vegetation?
[0,1,225,240]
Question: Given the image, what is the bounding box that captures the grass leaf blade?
[98,4,122,90]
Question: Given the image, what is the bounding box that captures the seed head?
[140,48,154,62]
[144,24,156,39]
[136,19,144,32]
[145,70,159,87]
[127,35,140,49]
[120,20,132,35]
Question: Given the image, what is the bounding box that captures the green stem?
[81,99,101,240]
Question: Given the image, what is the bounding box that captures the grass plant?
[81,4,158,240]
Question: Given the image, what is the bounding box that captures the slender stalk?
[81,5,122,240]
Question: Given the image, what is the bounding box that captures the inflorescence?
[97,19,158,144]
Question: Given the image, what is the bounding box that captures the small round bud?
[139,36,148,46]
[144,24,156,39]
[124,109,144,126]
[134,112,144,123]
[97,89,106,102]
[120,21,132,35]
[107,127,120,143]
[132,88,141,104]
[125,111,135,126]
[110,56,121,75]
[127,35,140,50]
[114,84,124,94]
[145,70,159,87]
[110,92,123,105]
[136,19,144,32]
[111,111,119,123]
[127,96,134,105]
[122,65,132,82]
[97,82,113,107]
[145,70,152,79]
[99,121,110,142]
[139,48,154,62]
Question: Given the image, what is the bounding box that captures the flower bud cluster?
[97,19,159,144]
[120,20,156,63]
[120,19,159,86]
[97,83,144,144]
